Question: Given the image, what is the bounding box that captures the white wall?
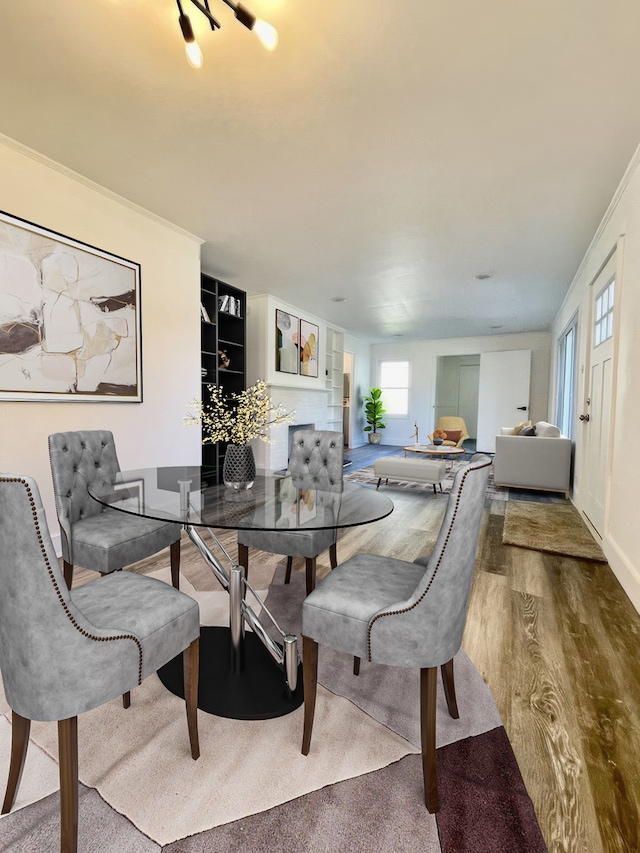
[370,332,551,447]
[551,145,640,613]
[0,136,203,554]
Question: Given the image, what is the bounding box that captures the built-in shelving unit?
[201,275,246,470]
[325,327,344,434]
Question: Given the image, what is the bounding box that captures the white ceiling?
[1,0,639,341]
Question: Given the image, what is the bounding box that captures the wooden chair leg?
[183,637,200,760]
[122,692,131,709]
[58,716,78,853]
[63,560,73,590]
[284,555,293,584]
[329,542,338,570]
[441,658,459,719]
[302,636,318,755]
[238,542,249,582]
[305,557,317,595]
[170,539,181,590]
[420,667,440,813]
[353,656,360,676]
[2,711,31,814]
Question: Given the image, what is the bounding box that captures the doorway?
[435,350,532,454]
[434,355,480,439]
[343,351,354,448]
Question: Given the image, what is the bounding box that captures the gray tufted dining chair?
[0,473,201,853]
[300,454,491,813]
[238,430,344,595]
[49,430,182,590]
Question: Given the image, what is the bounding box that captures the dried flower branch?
[183,380,295,446]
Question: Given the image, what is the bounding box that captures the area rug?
[0,563,547,852]
[346,459,507,501]
[502,500,606,561]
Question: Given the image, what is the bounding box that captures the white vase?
[223,444,256,490]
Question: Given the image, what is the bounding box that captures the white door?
[581,254,617,538]
[476,350,532,453]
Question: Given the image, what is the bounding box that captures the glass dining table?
[89,466,394,720]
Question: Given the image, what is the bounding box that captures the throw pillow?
[519,424,537,436]
[444,429,462,443]
[534,421,561,438]
[513,420,531,435]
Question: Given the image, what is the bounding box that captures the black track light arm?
[219,0,256,32]
[175,0,278,65]
[180,0,221,31]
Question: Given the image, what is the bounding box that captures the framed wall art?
[275,308,298,374]
[0,210,142,402]
[299,318,319,377]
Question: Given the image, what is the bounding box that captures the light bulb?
[178,11,203,68]
[252,18,278,51]
[185,39,204,68]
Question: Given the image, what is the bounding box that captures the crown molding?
[0,132,204,245]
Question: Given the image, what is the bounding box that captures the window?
[556,316,577,439]
[379,360,409,415]
[594,278,614,346]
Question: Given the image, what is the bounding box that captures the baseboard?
[603,536,640,616]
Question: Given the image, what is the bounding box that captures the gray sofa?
[493,421,572,498]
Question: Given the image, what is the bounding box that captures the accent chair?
[300,454,491,812]
[238,429,344,595]
[48,430,182,589]
[428,416,470,448]
[0,473,200,853]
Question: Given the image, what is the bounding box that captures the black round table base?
[158,626,304,720]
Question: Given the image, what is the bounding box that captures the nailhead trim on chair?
[366,459,491,661]
[1,477,144,685]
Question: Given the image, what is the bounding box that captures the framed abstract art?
[299,319,319,377]
[0,210,142,401]
[275,308,298,374]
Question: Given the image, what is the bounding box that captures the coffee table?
[403,444,466,468]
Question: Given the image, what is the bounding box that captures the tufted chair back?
[48,430,121,563]
[288,430,344,492]
[0,474,139,721]
[368,454,491,668]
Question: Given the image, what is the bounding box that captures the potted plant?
[363,386,386,444]
[184,380,294,489]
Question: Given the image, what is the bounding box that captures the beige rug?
[502,500,607,561]
[1,557,545,853]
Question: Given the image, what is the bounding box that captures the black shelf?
[201,275,247,469]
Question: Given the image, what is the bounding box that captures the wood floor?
[71,448,640,853]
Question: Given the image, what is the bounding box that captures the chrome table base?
[157,524,303,719]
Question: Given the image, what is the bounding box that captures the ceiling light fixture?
[473,273,491,281]
[176,0,278,68]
